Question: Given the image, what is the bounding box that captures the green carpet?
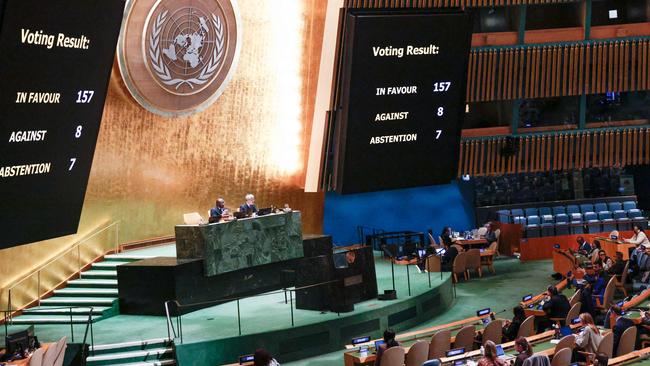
[284,258,556,366]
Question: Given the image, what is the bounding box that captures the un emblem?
[117,0,241,117]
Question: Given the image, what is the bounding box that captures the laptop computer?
[233,211,248,219]
[257,207,273,216]
[496,344,515,362]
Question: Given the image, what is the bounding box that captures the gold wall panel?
[0,0,327,306]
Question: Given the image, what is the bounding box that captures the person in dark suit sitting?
[577,236,593,254]
[441,240,459,272]
[440,226,455,246]
[607,252,626,277]
[610,305,635,354]
[209,198,227,223]
[503,306,526,341]
[375,329,400,366]
[239,193,258,216]
[538,285,571,332]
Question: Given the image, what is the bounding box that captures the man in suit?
[209,198,227,223]
[607,252,626,277]
[538,285,571,331]
[239,193,258,216]
[611,305,635,354]
[441,240,459,272]
[577,236,593,254]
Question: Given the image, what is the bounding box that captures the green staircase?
[10,254,151,325]
[86,338,176,366]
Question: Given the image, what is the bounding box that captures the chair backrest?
[405,341,428,366]
[620,261,630,284]
[584,212,598,221]
[539,207,552,216]
[524,354,551,366]
[517,316,535,338]
[565,302,581,325]
[53,337,67,366]
[598,211,613,220]
[567,205,580,214]
[602,277,617,308]
[608,202,622,212]
[525,208,538,217]
[555,214,569,223]
[570,213,582,222]
[465,249,481,270]
[29,347,46,366]
[597,331,614,358]
[594,203,608,213]
[528,216,540,225]
[429,329,451,359]
[454,325,476,351]
[554,335,576,353]
[551,347,572,366]
[623,201,637,211]
[42,342,59,366]
[553,206,566,215]
[477,227,488,237]
[428,233,439,247]
[569,289,582,307]
[494,228,501,240]
[616,326,637,357]
[452,244,464,253]
[380,346,405,366]
[482,319,503,345]
[453,252,467,273]
[580,204,594,213]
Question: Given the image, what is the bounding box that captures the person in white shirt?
[625,226,650,246]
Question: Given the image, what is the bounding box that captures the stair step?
[81,270,118,279]
[92,261,130,269]
[23,306,109,316]
[86,348,173,364]
[40,297,116,306]
[9,315,101,324]
[68,279,118,288]
[104,254,152,262]
[90,338,171,353]
[54,288,118,297]
[96,360,175,366]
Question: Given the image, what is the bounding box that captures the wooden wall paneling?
[467,51,474,102]
[537,135,543,171]
[516,136,523,173]
[515,49,521,99]
[469,140,476,176]
[563,134,569,170]
[584,44,591,94]
[640,129,645,165]
[464,140,471,176]
[628,129,633,165]
[540,47,548,98]
[603,131,609,167]
[525,48,532,98]
[633,129,639,166]
[574,44,581,95]
[623,41,629,92]
[540,135,546,171]
[607,42,613,92]
[590,43,597,94]
[490,50,497,101]
[496,50,503,100]
[613,41,620,92]
[562,46,569,96]
[609,131,615,167]
[631,40,638,91]
[593,132,599,167]
[568,45,575,96]
[552,134,559,170]
[483,50,490,101]
[506,49,513,99]
[614,130,621,167]
[577,45,584,95]
[622,129,629,166]
[644,41,649,90]
[550,46,558,97]
[596,43,603,94]
[579,132,586,168]
[534,47,541,98]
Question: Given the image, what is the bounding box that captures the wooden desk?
[595,236,636,260]
[0,343,51,366]
[343,314,494,366]
[454,238,488,249]
[424,251,496,274]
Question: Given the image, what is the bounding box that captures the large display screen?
[0,0,125,248]
[332,9,472,194]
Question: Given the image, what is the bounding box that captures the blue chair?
[497,210,510,223]
[514,216,527,226]
[629,209,643,218]
[598,211,613,220]
[608,202,622,212]
[570,213,584,234]
[555,223,570,235]
[542,214,555,224]
[617,216,632,231]
[555,213,569,224]
[553,206,566,216]
[566,205,580,215]
[511,208,524,218]
[623,201,637,211]
[613,210,628,220]
[525,208,538,217]
[541,223,555,236]
[594,202,608,213]
[584,212,601,233]
[584,212,598,222]
[602,218,617,233]
[539,207,552,216]
[580,204,594,214]
[527,216,541,225]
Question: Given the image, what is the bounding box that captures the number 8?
[437,107,444,117]
[75,125,83,138]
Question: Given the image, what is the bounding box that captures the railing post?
[237,299,242,336]
[290,290,294,327]
[70,307,74,342]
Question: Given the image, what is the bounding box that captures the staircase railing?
[2,305,95,358]
[2,222,120,323]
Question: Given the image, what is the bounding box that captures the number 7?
[69,158,77,171]
[435,130,442,140]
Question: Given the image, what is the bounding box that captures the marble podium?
[175,211,304,276]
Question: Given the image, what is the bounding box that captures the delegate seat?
[511,208,524,218]
[555,214,570,235]
[541,223,555,237]
[623,201,637,211]
[542,214,555,224]
[580,203,594,214]
[514,216,527,226]
[497,210,510,223]
[552,206,566,216]
[405,341,428,366]
[566,205,580,215]
[629,208,643,218]
[428,329,451,359]
[381,346,405,366]
[615,210,632,231]
[539,207,552,216]
[584,212,601,233]
[608,202,622,212]
[570,213,583,234]
[600,212,616,232]
[632,217,647,230]
[453,325,475,351]
[525,208,538,217]
[526,216,541,238]
[594,202,609,213]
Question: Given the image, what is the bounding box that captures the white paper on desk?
[550,339,560,344]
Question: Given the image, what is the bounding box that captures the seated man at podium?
[239,193,258,216]
[209,198,228,223]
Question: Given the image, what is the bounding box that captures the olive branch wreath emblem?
[149,10,225,90]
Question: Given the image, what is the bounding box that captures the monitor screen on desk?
[374,340,385,351]
[495,344,505,356]
[446,348,465,357]
[352,336,371,345]
[239,354,254,364]
[522,294,533,302]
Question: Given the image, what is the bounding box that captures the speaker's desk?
[175,211,304,276]
[594,236,636,260]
